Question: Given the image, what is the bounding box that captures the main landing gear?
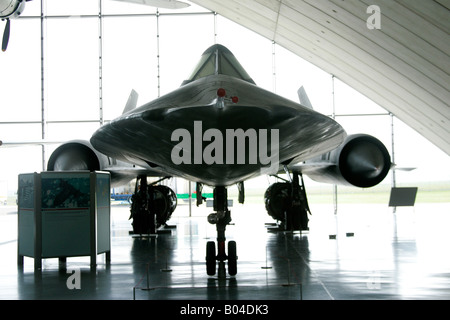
[129,176,177,236]
[264,171,311,232]
[205,186,238,278]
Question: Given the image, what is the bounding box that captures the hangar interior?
[0,0,449,300]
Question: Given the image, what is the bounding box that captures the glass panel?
[0,124,42,141]
[220,50,254,83]
[102,15,157,121]
[45,17,99,121]
[216,16,272,90]
[158,14,214,93]
[391,118,450,183]
[334,78,388,115]
[182,44,255,85]
[189,53,216,82]
[275,44,333,114]
[0,19,41,121]
[0,146,43,196]
[336,114,391,148]
[185,52,214,83]
[46,122,100,141]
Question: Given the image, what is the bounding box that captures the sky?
[0,0,449,198]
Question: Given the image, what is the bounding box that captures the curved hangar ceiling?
[190,0,450,156]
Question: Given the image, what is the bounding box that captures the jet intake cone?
[339,136,391,188]
[47,143,100,172]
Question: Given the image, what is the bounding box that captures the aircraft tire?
[264,182,291,221]
[206,241,216,276]
[227,241,237,276]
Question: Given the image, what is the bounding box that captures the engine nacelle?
[302,134,391,188]
[47,140,163,187]
[47,140,109,172]
[48,140,138,186]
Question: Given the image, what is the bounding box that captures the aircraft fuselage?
[91,74,346,186]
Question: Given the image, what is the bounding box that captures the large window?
[0,0,448,205]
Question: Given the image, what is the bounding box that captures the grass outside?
[6,182,449,207]
[227,181,450,205]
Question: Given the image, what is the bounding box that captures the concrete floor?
[1,200,450,300]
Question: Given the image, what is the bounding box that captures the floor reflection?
[1,202,450,299]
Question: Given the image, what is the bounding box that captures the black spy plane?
[45,44,391,277]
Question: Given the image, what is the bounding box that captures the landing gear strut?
[205,186,237,277]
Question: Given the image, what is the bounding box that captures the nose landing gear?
[205,186,238,277]
[206,239,238,277]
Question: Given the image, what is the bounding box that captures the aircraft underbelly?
[91,76,345,186]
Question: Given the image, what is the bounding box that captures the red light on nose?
[231,96,239,103]
[217,88,226,97]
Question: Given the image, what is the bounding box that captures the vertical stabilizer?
[122,89,139,114]
[297,86,313,109]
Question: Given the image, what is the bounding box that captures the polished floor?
[1,200,450,300]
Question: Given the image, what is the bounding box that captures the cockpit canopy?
[182,44,255,86]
